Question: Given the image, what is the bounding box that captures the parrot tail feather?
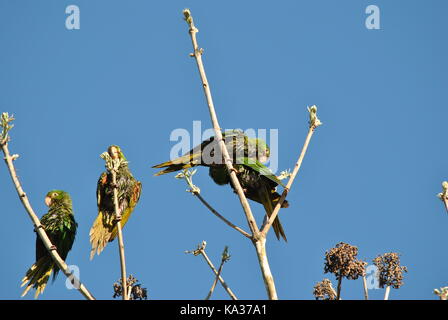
[89,211,113,260]
[272,216,287,242]
[259,188,288,242]
[108,182,141,243]
[152,153,201,176]
[21,257,54,299]
[272,192,289,208]
[109,207,132,241]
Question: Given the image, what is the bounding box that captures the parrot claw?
[230,167,239,174]
[233,188,248,194]
[33,225,45,233]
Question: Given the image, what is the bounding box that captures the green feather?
[22,190,77,297]
[236,157,286,188]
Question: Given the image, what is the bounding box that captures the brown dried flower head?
[373,252,408,289]
[113,274,148,300]
[324,242,367,280]
[313,278,336,300]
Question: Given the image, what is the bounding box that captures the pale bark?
[260,108,320,238]
[362,276,369,300]
[254,238,278,300]
[111,167,128,300]
[384,285,391,300]
[1,138,95,300]
[183,9,278,299]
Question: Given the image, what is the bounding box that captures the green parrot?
[21,190,77,298]
[89,145,142,260]
[153,130,288,241]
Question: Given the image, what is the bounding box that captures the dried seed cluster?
[324,242,367,280]
[313,278,336,300]
[373,252,407,289]
[113,274,148,300]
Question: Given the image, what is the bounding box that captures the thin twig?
[205,261,224,300]
[187,242,237,300]
[127,282,132,300]
[254,237,277,298]
[384,285,391,300]
[199,249,237,300]
[329,281,338,300]
[362,276,369,300]
[176,170,252,239]
[113,176,128,300]
[183,9,259,238]
[205,246,230,300]
[195,193,252,239]
[106,155,129,301]
[336,273,342,300]
[260,106,321,238]
[0,113,95,300]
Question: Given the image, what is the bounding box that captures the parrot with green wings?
[90,145,142,260]
[21,190,77,298]
[153,130,288,241]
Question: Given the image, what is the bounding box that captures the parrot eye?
[52,192,58,197]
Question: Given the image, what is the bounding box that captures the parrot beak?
[45,196,52,207]
[258,155,269,164]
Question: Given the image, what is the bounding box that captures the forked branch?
[205,246,230,300]
[186,241,237,300]
[175,169,252,239]
[183,9,259,238]
[260,106,321,238]
[183,9,281,300]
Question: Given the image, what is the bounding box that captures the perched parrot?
[153,130,288,241]
[21,190,77,298]
[89,145,142,260]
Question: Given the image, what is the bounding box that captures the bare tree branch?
[182,9,260,238]
[260,106,321,238]
[384,285,391,300]
[186,241,237,300]
[336,272,342,300]
[205,246,230,300]
[176,170,252,239]
[101,151,129,300]
[362,276,369,300]
[0,113,95,300]
[182,9,281,300]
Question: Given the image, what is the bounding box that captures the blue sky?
[0,0,447,300]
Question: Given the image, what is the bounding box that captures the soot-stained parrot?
[152,130,288,241]
[89,145,142,260]
[21,190,77,298]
